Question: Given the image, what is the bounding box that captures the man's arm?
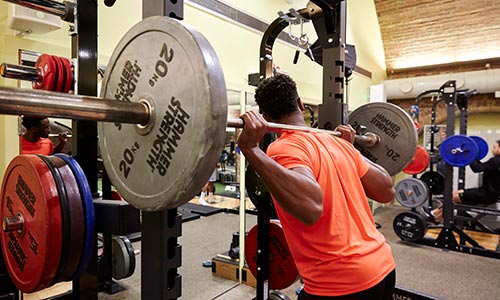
[335,125,395,203]
[238,111,323,226]
[53,131,68,154]
[470,157,500,173]
[360,158,395,203]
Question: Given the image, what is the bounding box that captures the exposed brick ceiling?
[374,0,500,73]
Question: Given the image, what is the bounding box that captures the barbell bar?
[0,86,380,148]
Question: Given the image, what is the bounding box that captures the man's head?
[22,116,50,138]
[254,74,301,121]
[492,140,500,156]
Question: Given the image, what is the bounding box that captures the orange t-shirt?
[21,136,54,155]
[267,131,395,296]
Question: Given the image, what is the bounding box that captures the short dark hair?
[22,116,46,129]
[254,74,299,120]
[496,140,500,147]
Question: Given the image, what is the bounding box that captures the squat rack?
[414,81,500,259]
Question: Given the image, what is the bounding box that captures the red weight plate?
[47,156,84,281]
[111,191,123,200]
[32,54,57,91]
[245,220,299,290]
[414,120,421,132]
[403,145,430,175]
[0,155,62,293]
[51,56,65,93]
[60,57,73,93]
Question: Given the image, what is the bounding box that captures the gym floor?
[90,204,500,300]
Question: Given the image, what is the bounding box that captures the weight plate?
[420,171,445,195]
[269,290,292,300]
[51,56,65,93]
[393,211,428,242]
[349,102,418,176]
[111,235,130,280]
[245,220,299,290]
[36,155,70,285]
[47,156,84,281]
[439,135,478,167]
[0,155,62,292]
[121,236,136,278]
[403,145,430,175]
[54,153,95,279]
[408,104,419,117]
[470,136,488,160]
[246,164,271,207]
[32,54,57,91]
[98,16,227,211]
[413,120,420,132]
[395,178,429,208]
[60,57,73,93]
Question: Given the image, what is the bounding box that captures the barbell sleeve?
[3,0,69,20]
[0,63,40,82]
[2,215,24,233]
[0,86,380,148]
[0,87,150,124]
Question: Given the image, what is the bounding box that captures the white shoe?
[209,193,220,204]
[199,192,209,206]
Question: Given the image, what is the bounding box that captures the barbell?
[0,16,417,211]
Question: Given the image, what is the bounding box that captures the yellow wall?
[0,1,386,182]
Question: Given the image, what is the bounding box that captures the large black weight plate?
[393,211,428,242]
[420,171,445,195]
[98,17,227,211]
[246,164,270,206]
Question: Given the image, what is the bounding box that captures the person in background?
[21,116,68,155]
[199,166,220,206]
[238,74,396,300]
[429,139,500,223]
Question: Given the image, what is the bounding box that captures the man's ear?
[297,97,305,112]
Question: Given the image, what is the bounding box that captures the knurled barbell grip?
[227,119,380,148]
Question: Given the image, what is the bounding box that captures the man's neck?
[23,132,40,143]
[273,111,307,127]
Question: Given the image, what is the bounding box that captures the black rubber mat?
[179,208,202,222]
[181,203,223,216]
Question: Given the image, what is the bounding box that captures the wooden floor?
[426,227,500,251]
[189,194,256,211]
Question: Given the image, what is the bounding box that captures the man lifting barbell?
[428,139,500,223]
[238,74,396,300]
[21,116,68,155]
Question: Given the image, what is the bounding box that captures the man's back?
[21,135,53,155]
[267,131,395,296]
